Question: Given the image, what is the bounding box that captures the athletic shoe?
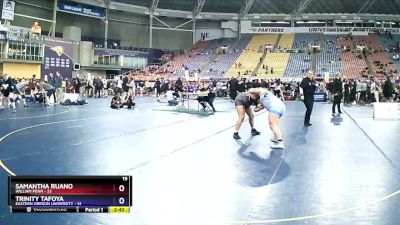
[24,105,29,108]
[251,128,261,136]
[233,132,241,140]
[270,139,279,143]
[332,113,336,117]
[12,109,16,113]
[271,141,284,149]
[304,123,312,126]
[338,111,342,114]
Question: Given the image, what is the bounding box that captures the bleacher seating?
[292,33,320,50]
[128,33,400,81]
[340,52,367,79]
[354,34,396,78]
[370,51,396,78]
[316,35,343,77]
[281,33,316,78]
[158,41,209,75]
[284,53,312,78]
[258,53,290,78]
[353,35,382,50]
[337,36,367,78]
[185,38,235,73]
[202,36,251,78]
[378,34,400,71]
[277,34,295,50]
[226,35,278,77]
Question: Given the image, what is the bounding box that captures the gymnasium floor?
[0,98,399,225]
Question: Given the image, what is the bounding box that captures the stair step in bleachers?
[276,34,295,51]
[226,35,278,77]
[256,53,290,78]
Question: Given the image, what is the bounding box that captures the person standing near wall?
[300,70,316,126]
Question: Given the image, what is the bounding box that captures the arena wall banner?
[195,28,224,42]
[58,2,105,19]
[147,49,174,65]
[93,49,148,58]
[241,25,400,35]
[42,36,74,79]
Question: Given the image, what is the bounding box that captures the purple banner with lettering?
[42,36,74,79]
[94,49,148,58]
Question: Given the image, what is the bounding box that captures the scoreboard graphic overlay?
[8,176,132,213]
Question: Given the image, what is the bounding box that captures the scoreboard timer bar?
[8,176,132,213]
[11,206,130,213]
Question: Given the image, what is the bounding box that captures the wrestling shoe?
[270,141,285,149]
[251,128,261,136]
[270,139,279,143]
[233,132,241,140]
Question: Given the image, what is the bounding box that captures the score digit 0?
[119,197,125,205]
[119,185,125,192]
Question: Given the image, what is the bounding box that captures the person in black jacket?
[343,79,351,105]
[94,77,103,98]
[331,73,343,116]
[238,78,247,93]
[300,70,316,126]
[228,77,239,101]
[383,76,394,102]
[175,77,183,92]
[154,78,161,97]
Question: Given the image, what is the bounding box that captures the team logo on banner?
[50,46,65,57]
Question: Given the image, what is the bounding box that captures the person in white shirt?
[128,78,136,97]
[370,80,379,103]
[117,76,123,94]
[102,77,108,97]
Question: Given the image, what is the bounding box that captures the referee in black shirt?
[300,70,316,126]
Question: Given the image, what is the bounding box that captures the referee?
[300,70,316,126]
